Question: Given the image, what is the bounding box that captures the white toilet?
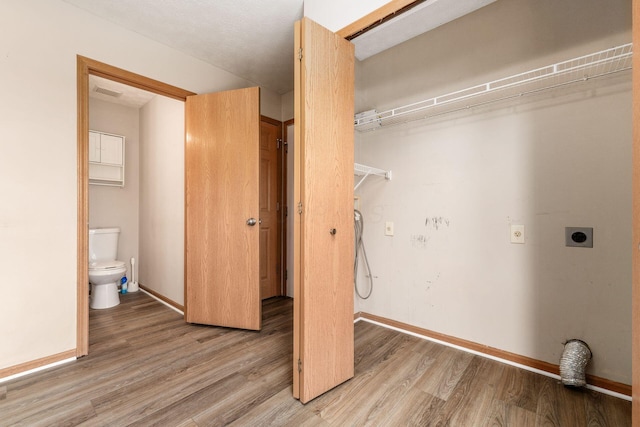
[89,227,127,309]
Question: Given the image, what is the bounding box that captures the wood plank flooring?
[0,292,630,426]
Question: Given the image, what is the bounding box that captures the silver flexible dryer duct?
[559,339,591,387]
[354,209,373,299]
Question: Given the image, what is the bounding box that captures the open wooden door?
[293,18,355,403]
[184,87,261,331]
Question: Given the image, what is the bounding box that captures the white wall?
[139,96,185,305]
[88,98,140,282]
[281,90,294,122]
[0,0,282,372]
[355,0,632,384]
[304,0,388,32]
[261,89,283,122]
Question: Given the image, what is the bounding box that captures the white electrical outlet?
[511,225,525,244]
[385,221,394,236]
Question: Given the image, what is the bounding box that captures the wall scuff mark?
[425,216,450,230]
[411,234,430,248]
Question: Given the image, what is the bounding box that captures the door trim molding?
[337,0,423,39]
[282,119,294,297]
[260,115,282,127]
[76,56,194,356]
[632,0,640,418]
[260,115,285,298]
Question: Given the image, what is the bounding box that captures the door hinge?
[276,201,280,211]
[285,269,288,281]
[298,48,303,61]
[297,202,303,215]
[277,138,282,149]
[298,359,302,373]
[285,206,288,217]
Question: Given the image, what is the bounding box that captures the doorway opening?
[77,56,195,356]
[87,74,184,313]
[77,57,289,356]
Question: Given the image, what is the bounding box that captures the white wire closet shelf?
[354,43,632,132]
[354,163,392,191]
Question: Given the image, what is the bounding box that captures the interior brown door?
[259,118,283,300]
[184,87,261,331]
[293,17,355,403]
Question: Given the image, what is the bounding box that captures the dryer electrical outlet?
[565,227,593,248]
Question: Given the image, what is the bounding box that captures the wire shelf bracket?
[354,163,392,191]
[354,43,632,132]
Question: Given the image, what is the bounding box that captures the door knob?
[246,218,257,226]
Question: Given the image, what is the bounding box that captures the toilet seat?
[89,260,126,271]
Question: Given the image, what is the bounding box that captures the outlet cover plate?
[510,225,525,244]
[385,221,394,236]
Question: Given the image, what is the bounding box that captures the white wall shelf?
[89,130,125,187]
[354,162,391,190]
[355,43,632,132]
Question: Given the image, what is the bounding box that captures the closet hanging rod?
[355,43,632,132]
[354,162,391,191]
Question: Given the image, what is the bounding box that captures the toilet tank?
[89,227,120,263]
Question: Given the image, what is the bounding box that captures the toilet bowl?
[89,227,126,309]
[89,261,126,309]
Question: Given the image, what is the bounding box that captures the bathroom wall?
[88,98,140,281]
[354,0,632,384]
[139,95,185,306]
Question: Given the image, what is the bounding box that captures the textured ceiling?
[66,0,494,96]
[64,0,304,95]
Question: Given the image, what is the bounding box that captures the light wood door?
[632,0,640,420]
[260,118,283,300]
[293,17,355,403]
[184,87,261,331]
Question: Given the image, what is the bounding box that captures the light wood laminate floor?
[0,292,631,426]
